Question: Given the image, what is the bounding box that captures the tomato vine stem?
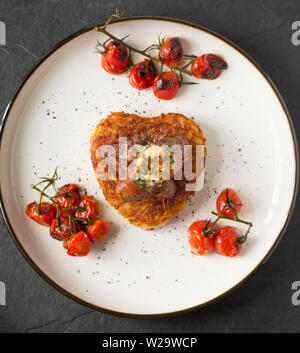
[31,170,93,237]
[209,211,253,242]
[94,9,194,77]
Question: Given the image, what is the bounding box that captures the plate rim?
[0,16,299,318]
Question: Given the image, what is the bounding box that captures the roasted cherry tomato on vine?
[50,214,78,241]
[53,184,80,215]
[101,40,129,74]
[215,226,242,257]
[67,231,91,257]
[87,219,110,243]
[188,220,218,256]
[26,202,55,227]
[191,54,227,80]
[128,60,157,90]
[75,195,97,221]
[158,37,183,68]
[216,188,242,218]
[152,71,179,100]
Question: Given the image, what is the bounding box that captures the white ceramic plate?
[0,18,298,317]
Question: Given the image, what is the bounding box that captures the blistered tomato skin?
[188,220,218,256]
[215,226,241,257]
[129,60,157,90]
[26,202,55,227]
[152,71,179,100]
[87,219,110,243]
[53,184,80,215]
[49,215,77,241]
[159,37,183,68]
[216,188,242,218]
[101,41,129,74]
[75,195,97,221]
[61,184,79,193]
[67,231,91,257]
[191,54,227,80]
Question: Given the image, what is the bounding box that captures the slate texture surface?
[0,0,299,333]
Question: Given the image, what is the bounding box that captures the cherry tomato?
[26,202,55,227]
[67,231,91,257]
[215,226,241,257]
[53,184,80,215]
[188,220,218,256]
[216,188,242,218]
[62,184,79,193]
[152,71,179,100]
[191,54,227,80]
[87,219,110,243]
[129,60,157,90]
[101,40,129,74]
[75,195,97,221]
[50,214,78,241]
[62,239,69,249]
[159,37,183,68]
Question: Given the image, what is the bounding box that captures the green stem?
[32,186,82,216]
[94,27,194,77]
[73,217,93,226]
[31,168,91,237]
[211,211,252,227]
[209,211,253,241]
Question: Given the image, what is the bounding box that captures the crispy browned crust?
[90,112,206,229]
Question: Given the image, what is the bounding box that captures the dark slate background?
[0,0,299,333]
